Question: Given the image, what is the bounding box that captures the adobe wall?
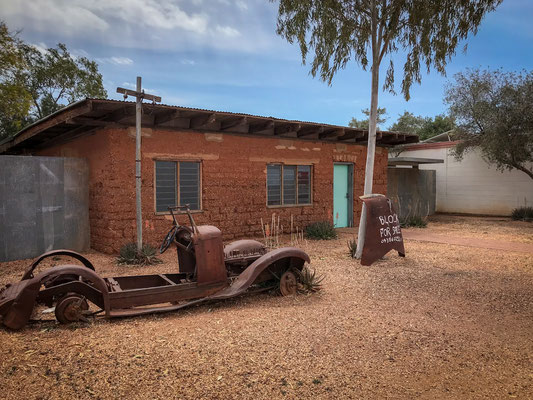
[38,128,388,253]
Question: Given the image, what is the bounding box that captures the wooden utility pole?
[116,77,161,251]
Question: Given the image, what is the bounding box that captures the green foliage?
[388,111,424,134]
[511,206,533,222]
[0,21,107,141]
[117,243,163,266]
[445,68,533,180]
[399,216,427,228]
[0,22,32,139]
[294,266,325,293]
[305,221,338,240]
[347,237,357,258]
[273,0,501,99]
[349,107,387,130]
[419,115,456,141]
[389,111,455,140]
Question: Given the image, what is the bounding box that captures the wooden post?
[116,79,161,252]
[135,77,142,251]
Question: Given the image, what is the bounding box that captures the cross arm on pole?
[116,87,162,103]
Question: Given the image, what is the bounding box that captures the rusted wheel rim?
[55,294,89,324]
[280,270,298,296]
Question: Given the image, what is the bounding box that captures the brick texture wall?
[38,127,388,253]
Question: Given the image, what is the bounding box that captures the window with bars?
[267,164,311,206]
[155,161,201,212]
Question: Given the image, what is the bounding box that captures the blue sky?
[3,0,533,128]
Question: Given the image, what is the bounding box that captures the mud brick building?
[0,99,417,253]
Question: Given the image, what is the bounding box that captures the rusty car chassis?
[0,206,310,330]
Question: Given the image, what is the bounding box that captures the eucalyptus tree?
[0,22,32,139]
[272,0,502,257]
[389,111,455,140]
[0,21,107,140]
[446,68,533,180]
[23,43,107,121]
[349,107,387,130]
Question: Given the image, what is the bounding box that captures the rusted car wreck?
[0,206,310,330]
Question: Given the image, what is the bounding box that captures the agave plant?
[294,266,325,293]
[347,237,357,258]
[117,243,163,266]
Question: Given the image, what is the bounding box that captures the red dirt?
[0,216,532,399]
[403,230,533,254]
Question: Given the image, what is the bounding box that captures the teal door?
[333,164,352,227]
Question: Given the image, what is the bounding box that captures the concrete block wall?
[39,128,388,253]
[399,144,533,215]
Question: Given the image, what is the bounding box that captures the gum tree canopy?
[0,22,107,140]
[272,0,501,257]
[446,68,533,180]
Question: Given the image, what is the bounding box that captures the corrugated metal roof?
[0,98,419,154]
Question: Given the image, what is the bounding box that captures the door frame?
[333,162,354,227]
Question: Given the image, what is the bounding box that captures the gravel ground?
[1,216,532,399]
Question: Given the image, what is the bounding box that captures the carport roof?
[388,157,444,166]
[0,98,419,154]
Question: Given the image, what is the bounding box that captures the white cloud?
[71,48,90,59]
[97,57,134,65]
[5,0,109,35]
[236,1,248,11]
[216,25,241,38]
[3,0,207,35]
[111,57,133,65]
[121,82,158,94]
[3,0,284,54]
[181,59,196,65]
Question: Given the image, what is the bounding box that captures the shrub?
[399,215,427,228]
[295,266,325,293]
[347,237,357,258]
[511,206,533,222]
[117,243,163,266]
[305,221,338,240]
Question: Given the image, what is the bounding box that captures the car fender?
[209,247,310,300]
[22,250,95,281]
[2,265,109,330]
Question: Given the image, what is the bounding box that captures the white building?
[395,134,533,216]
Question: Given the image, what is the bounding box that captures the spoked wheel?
[55,294,90,324]
[279,270,298,296]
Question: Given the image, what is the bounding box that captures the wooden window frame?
[266,163,313,208]
[153,159,203,215]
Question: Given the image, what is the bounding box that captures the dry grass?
[1,216,532,399]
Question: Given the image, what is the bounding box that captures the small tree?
[349,107,387,130]
[445,68,533,180]
[389,111,425,134]
[0,21,107,140]
[272,0,502,258]
[22,43,107,121]
[0,22,32,138]
[389,111,455,140]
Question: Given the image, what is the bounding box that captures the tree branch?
[54,88,65,105]
[511,162,533,180]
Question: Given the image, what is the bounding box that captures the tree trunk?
[513,163,533,180]
[355,1,380,259]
